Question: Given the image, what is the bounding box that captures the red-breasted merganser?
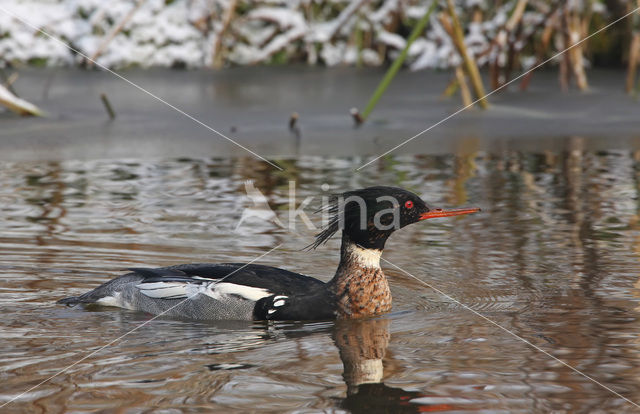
[58,186,479,320]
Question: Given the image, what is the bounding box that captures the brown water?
[1,145,640,413]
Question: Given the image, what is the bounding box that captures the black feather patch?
[128,267,187,279]
[305,193,341,250]
[305,189,375,250]
[305,186,425,250]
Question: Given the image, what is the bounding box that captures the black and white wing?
[58,263,328,320]
[131,263,325,302]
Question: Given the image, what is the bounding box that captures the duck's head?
[309,186,480,250]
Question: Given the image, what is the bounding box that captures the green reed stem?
[360,1,437,122]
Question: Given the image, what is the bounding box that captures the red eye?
[405,200,414,209]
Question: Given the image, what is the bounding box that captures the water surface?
[1,146,640,412]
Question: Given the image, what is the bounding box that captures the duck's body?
[59,262,331,320]
[58,186,479,321]
[59,235,387,321]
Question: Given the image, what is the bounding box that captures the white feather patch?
[136,281,272,302]
[204,282,271,301]
[273,299,285,307]
[136,282,187,299]
[185,283,204,298]
[96,292,123,307]
[345,242,382,268]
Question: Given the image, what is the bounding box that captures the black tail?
[57,296,81,305]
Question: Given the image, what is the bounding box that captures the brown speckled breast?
[330,267,392,318]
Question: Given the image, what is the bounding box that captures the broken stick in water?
[100,93,116,120]
[350,107,363,126]
[289,112,299,130]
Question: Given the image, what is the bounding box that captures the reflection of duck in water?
[334,318,460,413]
[335,318,390,394]
[59,187,479,321]
[203,318,467,413]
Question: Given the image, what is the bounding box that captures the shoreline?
[0,67,638,161]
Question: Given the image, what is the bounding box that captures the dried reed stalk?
[519,3,562,90]
[328,0,371,41]
[455,66,473,107]
[212,0,238,69]
[446,0,488,108]
[87,0,147,67]
[626,0,640,93]
[439,13,472,107]
[627,33,640,93]
[567,9,588,90]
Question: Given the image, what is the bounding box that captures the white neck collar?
[343,241,382,268]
